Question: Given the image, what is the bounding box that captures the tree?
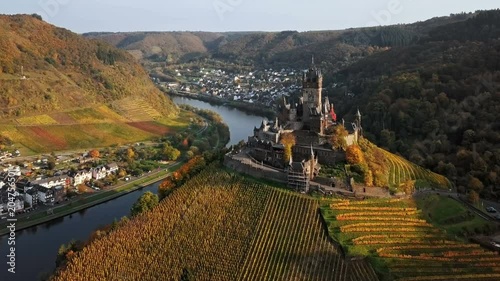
[163,145,181,161]
[467,190,480,204]
[89,149,100,158]
[126,147,135,161]
[158,178,176,200]
[77,184,87,193]
[280,133,296,165]
[330,125,348,151]
[118,169,127,178]
[130,191,159,217]
[468,176,484,193]
[346,145,365,165]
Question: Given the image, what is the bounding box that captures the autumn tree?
[118,169,127,178]
[280,132,296,165]
[77,184,87,193]
[467,190,480,204]
[330,125,348,151]
[345,145,365,165]
[89,149,100,158]
[130,191,159,217]
[163,144,181,161]
[468,176,484,193]
[126,147,135,161]
[158,178,176,200]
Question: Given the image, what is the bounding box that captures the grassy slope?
[415,194,495,237]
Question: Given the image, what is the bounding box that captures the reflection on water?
[172,96,265,146]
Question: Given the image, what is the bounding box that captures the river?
[172,96,264,146]
[0,97,265,281]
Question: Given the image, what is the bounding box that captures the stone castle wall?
[224,155,287,183]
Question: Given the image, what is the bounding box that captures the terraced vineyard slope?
[0,15,179,153]
[321,198,500,281]
[348,139,452,192]
[52,166,378,281]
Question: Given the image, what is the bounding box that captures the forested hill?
[0,14,177,119]
[330,9,500,199]
[84,12,475,69]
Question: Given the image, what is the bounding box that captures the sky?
[1,1,499,33]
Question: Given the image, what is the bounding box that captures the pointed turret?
[356,108,362,119]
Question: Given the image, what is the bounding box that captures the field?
[52,167,378,281]
[321,198,500,281]
[112,97,163,121]
[380,148,452,190]
[0,105,192,153]
[126,121,172,135]
[415,194,496,237]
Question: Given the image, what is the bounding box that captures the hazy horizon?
[1,1,499,33]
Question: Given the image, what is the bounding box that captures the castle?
[247,59,362,191]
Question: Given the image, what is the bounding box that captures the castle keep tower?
[302,57,323,128]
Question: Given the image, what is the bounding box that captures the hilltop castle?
[247,59,362,191]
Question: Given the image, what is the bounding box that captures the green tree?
[130,192,159,217]
[163,144,181,161]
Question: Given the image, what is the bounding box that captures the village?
[0,150,132,217]
[155,67,304,108]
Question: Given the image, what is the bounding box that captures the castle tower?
[302,56,323,125]
[355,109,362,132]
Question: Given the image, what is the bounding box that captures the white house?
[92,166,107,180]
[71,169,93,187]
[106,163,119,175]
[32,176,69,189]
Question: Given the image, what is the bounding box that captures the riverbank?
[169,91,275,119]
[0,162,181,236]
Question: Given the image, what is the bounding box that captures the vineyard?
[16,114,58,125]
[52,167,378,281]
[380,148,452,190]
[322,198,500,281]
[112,97,163,121]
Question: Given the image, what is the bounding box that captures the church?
[247,59,362,191]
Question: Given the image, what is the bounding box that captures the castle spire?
[312,55,315,66]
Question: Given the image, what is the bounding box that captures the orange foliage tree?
[280,132,296,165]
[89,149,100,158]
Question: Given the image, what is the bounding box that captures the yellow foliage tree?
[346,145,365,165]
[330,125,348,151]
[280,132,296,165]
